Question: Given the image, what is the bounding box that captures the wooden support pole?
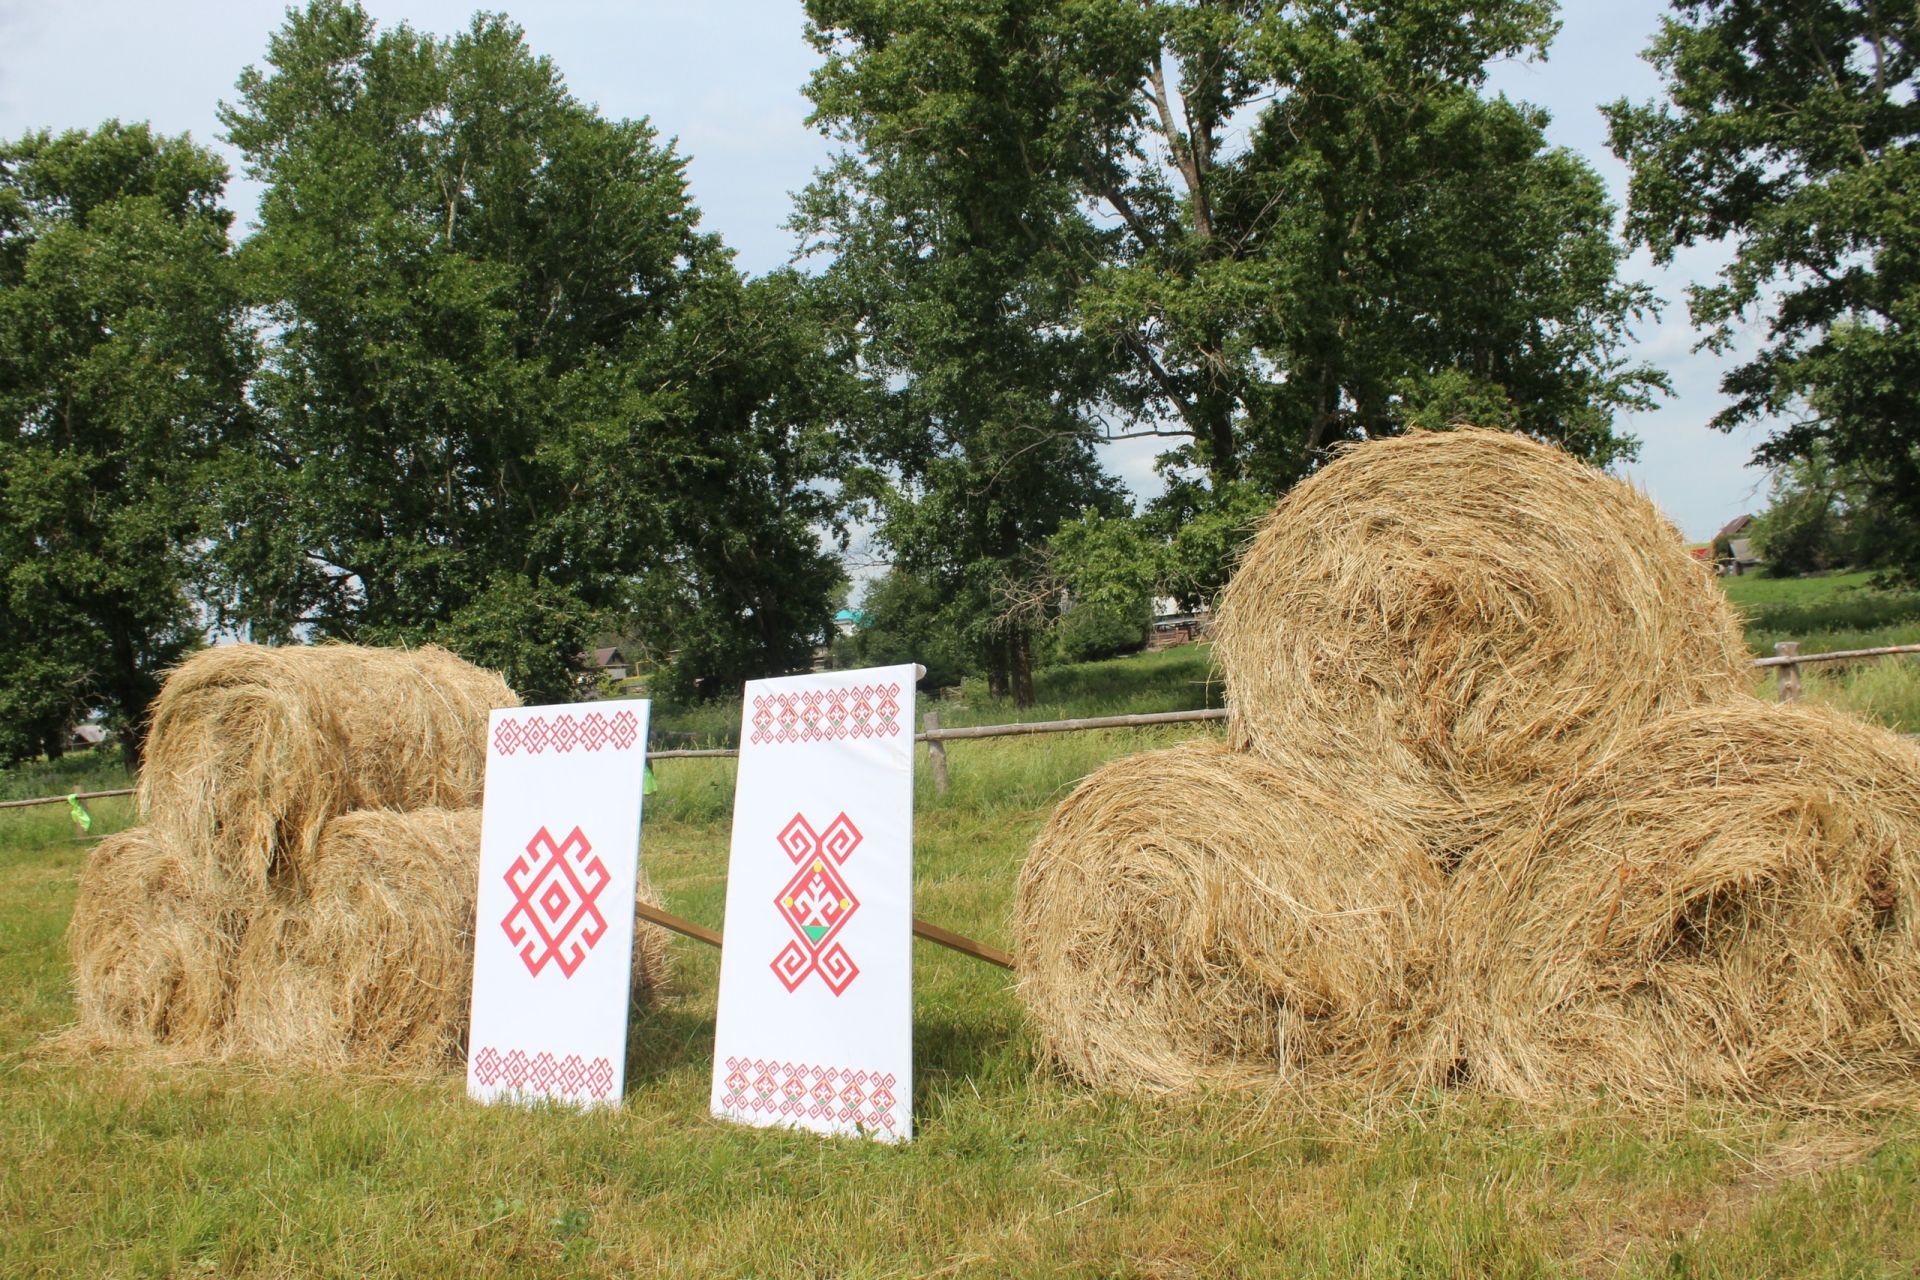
[633,899,723,949]
[630,899,1013,971]
[1775,640,1802,703]
[923,709,950,794]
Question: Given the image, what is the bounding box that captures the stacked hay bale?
[66,643,671,1069]
[1018,428,1920,1105]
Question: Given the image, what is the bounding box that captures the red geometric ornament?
[770,811,863,995]
[500,825,610,978]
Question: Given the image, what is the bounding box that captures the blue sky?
[0,0,1778,540]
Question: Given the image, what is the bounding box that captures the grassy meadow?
[3,593,1920,1276]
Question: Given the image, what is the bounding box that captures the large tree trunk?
[1011,626,1036,709]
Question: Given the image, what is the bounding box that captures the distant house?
[1711,514,1763,575]
[1148,596,1213,650]
[589,646,630,680]
[832,608,867,638]
[67,723,108,752]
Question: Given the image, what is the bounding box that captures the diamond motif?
[501,825,611,978]
[770,811,863,995]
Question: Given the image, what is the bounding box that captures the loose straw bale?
[1213,429,1748,818]
[1015,741,1444,1094]
[66,826,256,1053]
[138,643,518,894]
[1442,701,1920,1105]
[231,808,672,1069]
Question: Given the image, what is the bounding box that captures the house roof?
[591,646,626,668]
[1714,514,1754,542]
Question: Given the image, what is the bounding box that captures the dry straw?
[137,643,519,895]
[1016,740,1444,1094]
[65,825,257,1054]
[231,807,673,1070]
[1021,428,1920,1106]
[1212,429,1749,829]
[1441,700,1920,1106]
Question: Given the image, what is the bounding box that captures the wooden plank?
[919,707,1228,742]
[0,786,135,811]
[630,899,1013,972]
[912,916,1014,970]
[633,898,724,948]
[1751,642,1920,668]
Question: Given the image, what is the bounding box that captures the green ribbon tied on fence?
[66,794,92,832]
[643,765,657,796]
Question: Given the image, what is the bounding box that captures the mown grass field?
[3,604,1919,1276]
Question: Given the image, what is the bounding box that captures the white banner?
[710,666,917,1141]
[468,700,651,1108]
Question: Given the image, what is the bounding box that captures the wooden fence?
[8,641,1917,819]
[8,641,1918,969]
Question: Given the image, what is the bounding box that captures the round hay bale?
[1442,700,1920,1105]
[1212,429,1748,816]
[231,808,672,1069]
[1015,741,1445,1094]
[66,826,256,1053]
[137,643,519,894]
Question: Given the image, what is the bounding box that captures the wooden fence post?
[1775,641,1802,703]
[924,710,950,794]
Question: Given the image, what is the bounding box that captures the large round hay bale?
[138,643,518,894]
[1442,700,1920,1105]
[231,807,672,1069]
[1212,429,1748,814]
[66,826,257,1052]
[1015,741,1445,1094]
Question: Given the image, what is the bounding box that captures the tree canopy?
[803,0,1671,625]
[1608,0,1920,577]
[220,0,846,699]
[0,123,249,763]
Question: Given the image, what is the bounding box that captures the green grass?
[5,631,1920,1275]
[4,716,1917,1277]
[1721,569,1920,656]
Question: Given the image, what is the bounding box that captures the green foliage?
[218,1,844,701]
[801,0,1664,677]
[1045,510,1155,662]
[799,0,1131,704]
[1748,446,1903,578]
[0,122,247,763]
[845,569,973,690]
[1608,0,1920,580]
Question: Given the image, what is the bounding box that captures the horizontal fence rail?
[8,640,1918,812]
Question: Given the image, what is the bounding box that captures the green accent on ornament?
[803,924,828,943]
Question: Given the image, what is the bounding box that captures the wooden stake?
[923,710,950,794]
[1775,641,1802,703]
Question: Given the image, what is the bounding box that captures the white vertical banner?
[711,665,917,1142]
[468,700,651,1108]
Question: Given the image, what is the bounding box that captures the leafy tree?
[845,569,973,689]
[220,1,844,700]
[1749,444,1901,577]
[1042,510,1158,662]
[0,123,249,763]
[803,0,1666,623]
[1607,0,1920,578]
[799,0,1130,704]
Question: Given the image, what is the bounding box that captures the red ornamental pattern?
[501,825,610,978]
[472,1046,617,1101]
[749,683,900,746]
[719,1057,900,1133]
[771,812,862,995]
[492,709,640,757]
